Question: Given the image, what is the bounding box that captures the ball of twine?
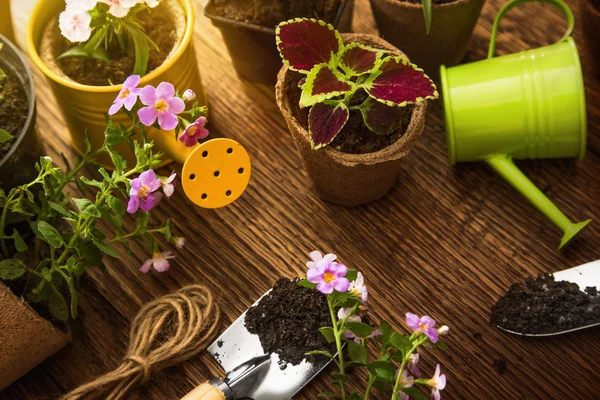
[62,285,220,400]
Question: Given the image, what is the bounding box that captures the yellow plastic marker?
[182,139,251,209]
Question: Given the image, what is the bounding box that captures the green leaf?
[305,350,334,358]
[435,338,448,351]
[0,129,13,144]
[347,340,368,364]
[0,259,26,279]
[345,269,358,282]
[402,387,429,400]
[390,332,413,356]
[317,392,340,398]
[422,0,432,34]
[331,372,349,384]
[125,24,150,76]
[67,276,78,318]
[93,239,117,257]
[48,201,72,217]
[48,290,69,321]
[73,198,101,218]
[348,393,361,400]
[106,196,126,219]
[375,366,395,382]
[297,278,317,290]
[110,151,126,174]
[104,119,124,146]
[345,321,374,338]
[319,326,336,343]
[80,176,104,189]
[380,320,394,345]
[36,221,65,248]
[12,229,27,252]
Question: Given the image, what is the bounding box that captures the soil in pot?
[0,74,27,160]
[286,73,415,154]
[39,0,185,86]
[209,0,343,27]
[491,274,600,334]
[245,278,336,367]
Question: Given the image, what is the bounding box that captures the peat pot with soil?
[369,0,486,79]
[26,0,208,167]
[204,0,355,85]
[0,35,43,191]
[580,0,600,74]
[275,19,437,207]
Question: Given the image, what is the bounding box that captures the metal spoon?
[496,260,600,337]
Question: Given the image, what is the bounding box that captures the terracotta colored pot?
[580,0,600,75]
[0,0,15,43]
[369,0,485,79]
[0,35,43,191]
[27,0,207,168]
[205,0,354,85]
[275,34,427,207]
[0,282,70,390]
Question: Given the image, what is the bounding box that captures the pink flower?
[306,251,350,294]
[127,170,162,213]
[349,271,368,304]
[182,89,196,102]
[59,8,92,42]
[138,82,185,130]
[407,353,422,378]
[179,117,209,147]
[65,0,98,11]
[396,369,414,400]
[140,251,175,273]
[338,308,362,342]
[428,364,446,400]
[161,171,176,197]
[405,313,439,344]
[101,0,137,17]
[109,75,141,115]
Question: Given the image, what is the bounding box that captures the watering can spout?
[486,154,592,249]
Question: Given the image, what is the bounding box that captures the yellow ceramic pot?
[0,0,15,43]
[26,0,207,167]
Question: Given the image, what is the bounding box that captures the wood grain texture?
[3,0,600,398]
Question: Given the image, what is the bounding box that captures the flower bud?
[174,237,186,249]
[438,325,450,336]
[43,156,53,163]
[182,89,196,102]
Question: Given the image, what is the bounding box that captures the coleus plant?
[276,19,438,149]
[300,251,450,400]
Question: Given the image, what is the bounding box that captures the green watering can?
[440,0,591,250]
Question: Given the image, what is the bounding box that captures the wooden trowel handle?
[180,382,226,400]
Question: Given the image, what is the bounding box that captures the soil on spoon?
[0,75,28,160]
[287,72,414,154]
[48,3,179,86]
[245,278,336,367]
[491,274,600,335]
[209,0,342,27]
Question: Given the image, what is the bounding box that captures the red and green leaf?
[340,43,382,76]
[300,64,354,108]
[358,97,409,135]
[276,18,343,73]
[364,56,438,106]
[308,102,349,149]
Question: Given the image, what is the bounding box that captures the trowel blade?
[207,289,334,400]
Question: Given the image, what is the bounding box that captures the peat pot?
[0,35,43,190]
[0,281,70,390]
[369,0,485,79]
[205,0,354,85]
[276,34,427,207]
[27,0,208,167]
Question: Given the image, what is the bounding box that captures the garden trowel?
[180,289,335,399]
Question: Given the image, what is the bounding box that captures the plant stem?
[0,189,19,257]
[328,296,347,399]
[391,342,421,400]
[364,375,377,400]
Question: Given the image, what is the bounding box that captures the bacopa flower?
[306,251,350,294]
[59,8,92,42]
[127,170,162,213]
[179,117,209,147]
[349,271,368,304]
[101,0,138,17]
[338,308,362,342]
[138,82,185,130]
[65,0,98,11]
[140,251,175,273]
[109,75,141,115]
[161,171,176,197]
[438,325,450,336]
[428,364,447,400]
[396,369,414,400]
[407,353,422,378]
[182,89,196,102]
[406,312,439,344]
[173,237,186,249]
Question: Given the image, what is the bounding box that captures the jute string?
[62,285,220,400]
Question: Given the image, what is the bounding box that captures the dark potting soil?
[209,0,342,27]
[399,0,457,4]
[287,72,414,154]
[52,4,178,86]
[0,75,28,160]
[491,274,600,334]
[245,278,336,366]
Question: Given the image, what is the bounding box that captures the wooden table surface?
[3,0,600,398]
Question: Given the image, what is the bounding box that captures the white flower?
[101,0,138,17]
[65,0,98,11]
[43,156,53,163]
[174,237,186,249]
[140,251,175,273]
[59,8,92,42]
[182,89,196,102]
[306,250,336,269]
[161,171,176,198]
[349,271,368,303]
[142,0,159,7]
[438,325,450,336]
[428,364,447,400]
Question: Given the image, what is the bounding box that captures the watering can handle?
[487,0,575,59]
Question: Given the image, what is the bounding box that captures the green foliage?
[0,130,13,144]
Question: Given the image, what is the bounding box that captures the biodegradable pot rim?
[0,34,36,170]
[276,33,427,167]
[373,0,475,11]
[26,0,195,93]
[204,0,350,32]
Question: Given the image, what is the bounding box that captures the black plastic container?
[205,0,354,85]
[0,35,42,190]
